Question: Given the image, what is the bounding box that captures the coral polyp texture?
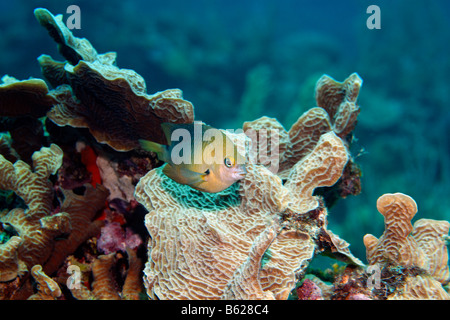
[67,250,144,300]
[43,184,109,276]
[27,265,62,300]
[243,73,362,180]
[0,144,69,276]
[135,131,362,300]
[363,193,450,299]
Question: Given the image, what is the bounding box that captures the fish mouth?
[235,165,247,178]
[237,172,246,178]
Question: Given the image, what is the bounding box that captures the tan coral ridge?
[0,144,69,282]
[24,249,144,300]
[363,193,450,299]
[243,73,362,179]
[65,249,144,300]
[135,130,363,300]
[0,144,109,299]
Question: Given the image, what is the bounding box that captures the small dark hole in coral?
[72,186,86,196]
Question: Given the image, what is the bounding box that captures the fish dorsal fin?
[161,121,213,145]
[139,139,169,163]
[161,122,176,146]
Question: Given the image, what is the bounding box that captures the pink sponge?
[97,222,142,254]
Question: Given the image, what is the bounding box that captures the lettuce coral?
[243,73,362,179]
[67,250,144,300]
[363,193,450,299]
[27,265,62,300]
[34,8,195,151]
[34,8,100,65]
[0,75,55,118]
[0,144,113,299]
[0,144,70,277]
[135,131,361,300]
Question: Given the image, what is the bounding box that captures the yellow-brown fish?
[139,122,247,193]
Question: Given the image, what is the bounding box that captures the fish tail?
[139,140,168,162]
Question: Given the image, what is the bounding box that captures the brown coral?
[34,8,100,65]
[284,132,349,213]
[243,116,289,173]
[363,193,423,268]
[18,250,144,300]
[388,274,449,300]
[43,184,109,275]
[135,131,355,300]
[0,236,26,282]
[68,250,144,300]
[0,117,47,166]
[412,219,450,283]
[0,75,55,118]
[0,144,112,300]
[279,107,332,174]
[27,265,61,300]
[34,8,195,151]
[0,144,71,277]
[243,73,362,179]
[91,253,122,300]
[46,62,195,151]
[315,72,362,137]
[221,227,278,300]
[363,193,450,299]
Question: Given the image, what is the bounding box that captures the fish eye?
[204,169,210,175]
[224,157,234,168]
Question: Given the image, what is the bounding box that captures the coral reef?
[34,8,195,151]
[0,5,449,302]
[27,265,62,300]
[0,75,55,118]
[363,193,450,299]
[67,250,144,300]
[135,130,362,300]
[0,144,69,276]
[242,73,362,188]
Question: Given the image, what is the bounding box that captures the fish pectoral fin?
[181,167,209,185]
[163,165,208,186]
